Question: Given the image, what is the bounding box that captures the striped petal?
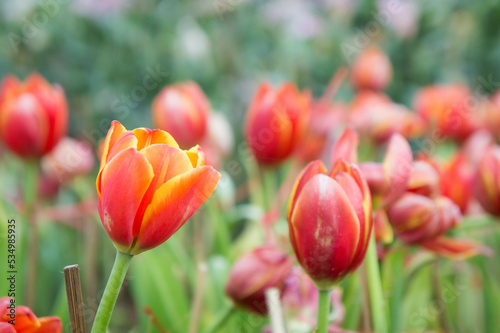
[133,165,220,254]
[99,120,128,172]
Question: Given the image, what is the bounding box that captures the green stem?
[24,160,39,308]
[91,251,133,333]
[317,289,331,333]
[205,306,235,333]
[387,251,405,333]
[261,167,277,212]
[366,233,389,333]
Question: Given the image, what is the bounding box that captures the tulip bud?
[97,121,220,255]
[152,81,210,149]
[350,46,392,91]
[407,161,440,197]
[349,91,425,143]
[414,84,478,141]
[0,73,68,158]
[387,194,461,245]
[287,159,372,290]
[225,245,294,315]
[359,134,413,207]
[41,137,95,184]
[474,146,500,216]
[245,82,311,165]
[440,153,474,214]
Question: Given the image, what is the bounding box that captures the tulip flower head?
[414,84,478,141]
[287,159,373,290]
[97,121,220,255]
[152,81,210,149]
[225,245,294,315]
[0,297,62,332]
[0,73,68,158]
[245,82,311,165]
[474,145,500,216]
[350,46,393,91]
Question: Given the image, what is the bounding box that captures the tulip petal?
[330,128,359,166]
[421,237,490,260]
[36,316,63,333]
[185,145,206,167]
[133,144,194,236]
[287,160,327,220]
[133,128,179,150]
[2,306,40,330]
[99,120,128,172]
[133,165,220,254]
[382,134,412,206]
[289,174,360,288]
[0,323,15,333]
[98,148,154,251]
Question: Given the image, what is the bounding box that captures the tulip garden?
[1,1,500,333]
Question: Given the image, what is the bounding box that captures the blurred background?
[1,0,500,332]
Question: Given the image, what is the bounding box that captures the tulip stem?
[91,251,133,333]
[205,305,235,333]
[24,160,39,308]
[366,233,389,333]
[317,289,331,333]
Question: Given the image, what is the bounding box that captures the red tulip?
[386,193,483,259]
[350,46,392,91]
[97,121,220,254]
[474,145,500,216]
[0,73,68,158]
[287,159,372,289]
[225,245,294,315]
[440,153,475,214]
[152,81,210,149]
[414,84,479,141]
[245,82,311,165]
[359,134,413,207]
[0,297,62,333]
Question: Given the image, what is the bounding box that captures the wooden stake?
[64,264,87,333]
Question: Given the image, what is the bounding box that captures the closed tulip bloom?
[97,121,220,255]
[225,245,294,315]
[152,81,209,149]
[386,193,484,259]
[245,82,311,165]
[287,159,372,290]
[0,73,68,158]
[350,46,392,91]
[474,146,500,216]
[0,297,62,333]
[387,194,460,245]
[440,153,475,214]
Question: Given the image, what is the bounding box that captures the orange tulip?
[0,73,68,158]
[225,245,294,315]
[350,46,392,91]
[97,121,220,255]
[152,81,210,149]
[0,297,62,333]
[287,159,372,289]
[245,82,310,165]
